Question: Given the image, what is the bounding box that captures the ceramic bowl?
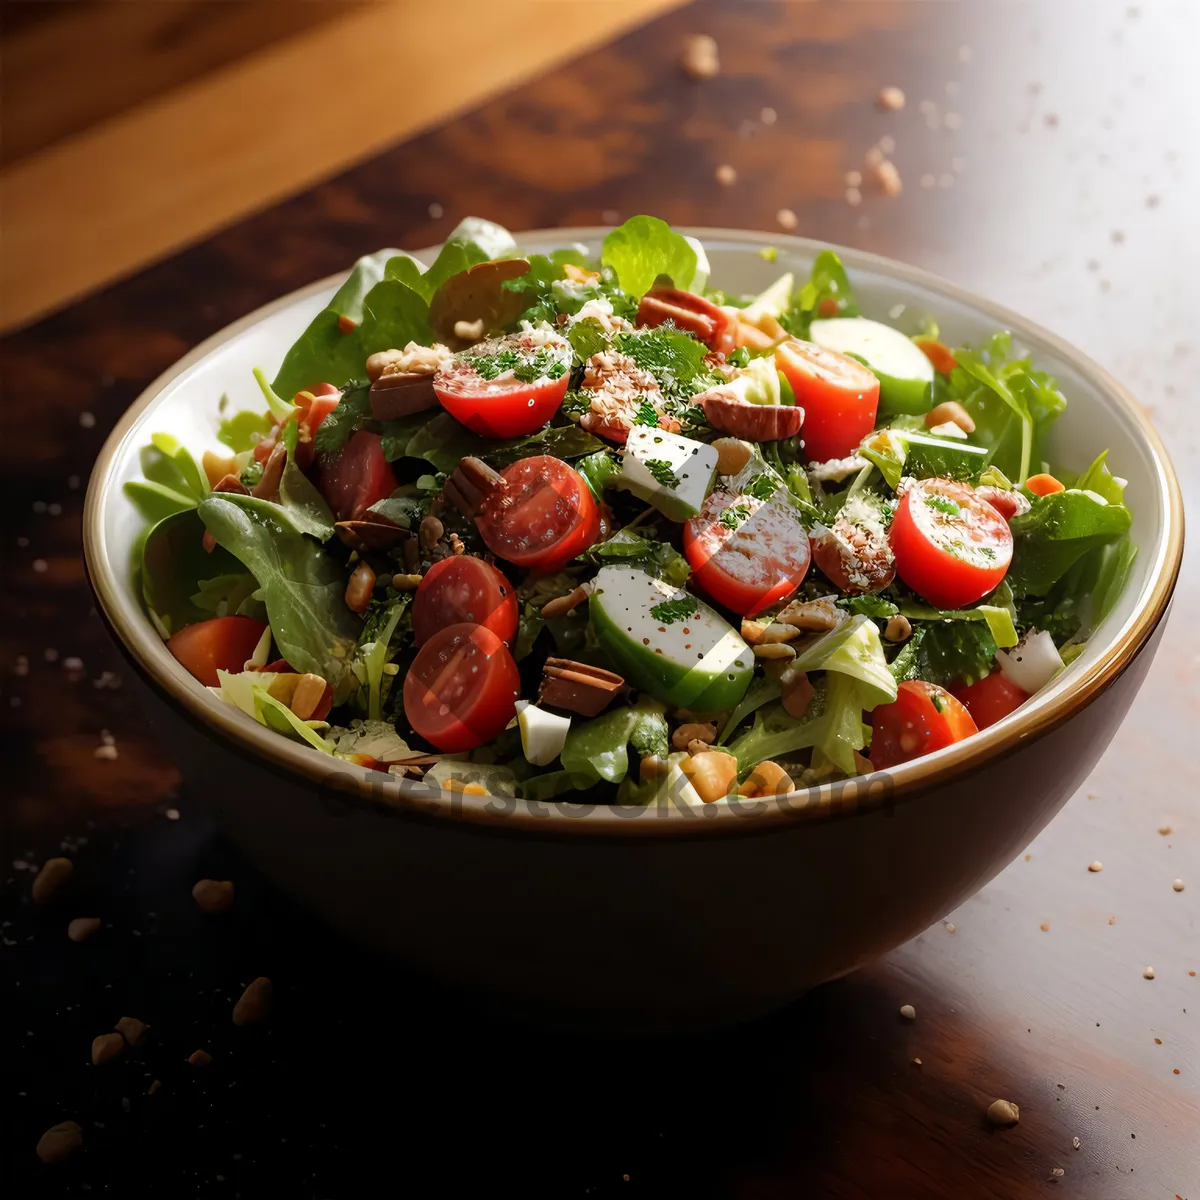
[84,229,1184,1032]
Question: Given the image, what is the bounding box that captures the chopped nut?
[1088,861,1103,872]
[453,318,485,343]
[335,518,406,553]
[715,163,738,187]
[540,658,625,716]
[883,614,912,642]
[370,371,440,420]
[1072,1136,1081,1149]
[742,619,801,646]
[37,1120,83,1164]
[924,400,975,434]
[67,917,101,942]
[115,1016,149,1046]
[1143,965,1155,979]
[91,1031,125,1066]
[32,856,73,904]
[252,441,286,502]
[912,1057,922,1067]
[672,722,717,752]
[681,33,719,80]
[899,1004,916,1020]
[776,207,799,232]
[739,759,795,798]
[202,449,240,489]
[986,1098,1020,1126]
[192,879,235,914]
[778,596,843,632]
[1158,823,1173,836]
[781,670,815,719]
[679,750,738,804]
[753,643,796,661]
[288,673,328,721]
[233,976,274,1026]
[1173,878,1184,891]
[443,456,506,518]
[391,572,423,592]
[540,586,589,619]
[713,437,753,476]
[345,561,375,615]
[877,85,906,111]
[187,1048,212,1067]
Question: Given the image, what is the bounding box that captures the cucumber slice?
[589,566,753,712]
[810,317,934,415]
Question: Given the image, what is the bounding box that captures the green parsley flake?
[467,346,566,384]
[645,459,678,488]
[720,503,751,529]
[745,474,778,502]
[650,596,699,624]
[633,398,660,427]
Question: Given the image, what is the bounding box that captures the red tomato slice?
[889,478,1013,609]
[775,337,880,462]
[683,487,811,616]
[403,622,520,752]
[312,430,397,521]
[475,456,600,572]
[951,671,1029,729]
[412,557,519,646]
[637,286,737,356]
[167,616,268,688]
[870,680,979,769]
[433,331,571,438]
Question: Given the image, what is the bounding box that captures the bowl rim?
[84,226,1185,839]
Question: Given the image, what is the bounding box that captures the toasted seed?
[899,1004,916,1020]
[715,163,738,187]
[1143,965,1155,979]
[192,879,235,914]
[67,917,101,943]
[288,673,328,721]
[540,586,589,619]
[884,614,912,642]
[776,207,799,232]
[754,643,796,660]
[344,560,375,615]
[36,1120,83,1164]
[32,856,73,904]
[366,349,404,381]
[1172,878,1184,892]
[713,437,753,475]
[681,33,719,80]
[1088,861,1103,872]
[232,976,273,1026]
[115,1016,149,1046]
[877,85,906,111]
[986,1098,1020,1127]
[874,159,903,196]
[148,1079,162,1096]
[187,1049,212,1067]
[91,1032,125,1066]
[391,572,423,592]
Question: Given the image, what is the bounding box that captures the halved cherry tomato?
[433,331,571,438]
[775,337,880,462]
[683,488,811,615]
[476,456,600,572]
[637,286,737,356]
[1025,473,1065,497]
[951,671,1029,729]
[889,478,1013,609]
[167,616,267,688]
[403,622,520,752]
[870,680,978,769]
[413,557,519,646]
[312,430,397,521]
[914,337,957,375]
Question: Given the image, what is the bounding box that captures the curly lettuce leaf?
[395,412,604,472]
[579,528,690,586]
[601,216,700,300]
[899,581,1019,649]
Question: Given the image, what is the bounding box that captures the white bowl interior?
[90,229,1175,793]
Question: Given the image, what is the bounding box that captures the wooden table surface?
[2,2,1196,1196]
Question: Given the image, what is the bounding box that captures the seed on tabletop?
[1158,824,1172,835]
[944,922,956,933]
[94,743,118,760]
[115,1016,149,1046]
[845,187,862,207]
[36,1120,83,1164]
[165,807,181,821]
[148,1079,162,1096]
[1108,916,1117,925]
[1088,861,1103,872]
[192,879,235,914]
[775,208,798,232]
[715,164,737,187]
[32,856,73,904]
[187,1049,212,1067]
[680,33,719,80]
[79,411,96,428]
[899,1004,916,1020]
[1072,1136,1081,1150]
[760,106,777,125]
[986,1098,1020,1127]
[1172,878,1184,892]
[845,169,862,187]
[1040,922,1051,932]
[1143,966,1156,979]
[1050,1167,1065,1179]
[1154,1037,1162,1044]
[912,1057,922,1067]
[91,1032,125,1066]
[427,201,444,219]
[233,976,274,1026]
[874,160,903,197]
[877,86,906,111]
[67,917,101,942]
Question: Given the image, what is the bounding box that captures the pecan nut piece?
[700,393,804,441]
[539,658,625,717]
[369,371,439,421]
[441,456,506,518]
[335,518,408,552]
[637,285,736,355]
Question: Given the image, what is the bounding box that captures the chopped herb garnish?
[645,459,678,488]
[745,473,778,502]
[926,495,961,517]
[650,596,699,624]
[467,346,566,383]
[561,390,592,416]
[930,691,947,713]
[633,398,660,427]
[758,247,779,263]
[720,503,752,529]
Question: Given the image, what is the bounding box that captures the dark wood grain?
[1,1,1196,1196]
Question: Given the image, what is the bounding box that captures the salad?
[126,215,1135,805]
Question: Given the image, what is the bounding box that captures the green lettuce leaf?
[141,508,243,636]
[915,622,996,687]
[558,698,669,785]
[899,580,1019,649]
[395,411,603,471]
[191,572,265,621]
[780,250,860,336]
[601,215,699,300]
[217,408,273,453]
